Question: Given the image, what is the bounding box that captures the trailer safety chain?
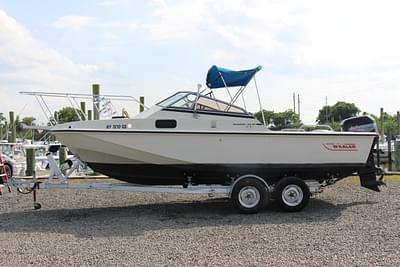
[16,182,42,210]
[17,182,41,194]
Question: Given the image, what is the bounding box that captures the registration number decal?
[106,124,127,129]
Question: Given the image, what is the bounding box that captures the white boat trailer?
[3,154,323,213]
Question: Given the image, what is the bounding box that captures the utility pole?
[293,93,296,113]
[325,96,328,123]
[380,107,384,141]
[297,94,300,119]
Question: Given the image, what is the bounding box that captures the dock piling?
[8,111,16,143]
[140,96,145,112]
[25,148,35,176]
[92,84,100,120]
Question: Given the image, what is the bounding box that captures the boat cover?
[206,65,262,89]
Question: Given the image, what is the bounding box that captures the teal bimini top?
[206,65,262,89]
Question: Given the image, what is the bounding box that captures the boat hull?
[87,162,367,185]
[52,130,377,185]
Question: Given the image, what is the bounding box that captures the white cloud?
[144,0,210,40]
[0,10,99,80]
[141,0,400,123]
[50,16,138,33]
[50,15,96,31]
[144,0,400,71]
[96,0,128,7]
[0,9,114,122]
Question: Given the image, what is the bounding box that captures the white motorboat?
[49,66,383,196]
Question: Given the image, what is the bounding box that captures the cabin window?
[155,120,177,128]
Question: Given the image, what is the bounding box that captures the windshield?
[157,92,189,107]
[157,91,249,115]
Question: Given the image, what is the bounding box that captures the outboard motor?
[341,115,378,133]
[341,115,384,191]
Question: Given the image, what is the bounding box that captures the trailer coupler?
[358,166,385,192]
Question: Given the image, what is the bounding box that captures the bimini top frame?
[196,65,266,125]
[19,91,149,125]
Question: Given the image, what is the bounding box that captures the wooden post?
[59,146,67,174]
[25,148,35,176]
[394,139,400,171]
[140,96,145,112]
[92,84,100,120]
[388,132,392,171]
[88,110,92,121]
[397,111,400,136]
[8,111,16,143]
[80,102,86,119]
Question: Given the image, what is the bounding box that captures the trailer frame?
[4,154,323,213]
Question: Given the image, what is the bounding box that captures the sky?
[0,0,400,124]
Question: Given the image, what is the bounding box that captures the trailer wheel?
[275,177,310,212]
[231,177,268,214]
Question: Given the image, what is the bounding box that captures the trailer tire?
[275,177,310,212]
[231,177,268,214]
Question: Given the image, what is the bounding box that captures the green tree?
[370,113,399,136]
[0,113,6,139]
[10,116,37,140]
[0,113,5,124]
[317,101,360,124]
[254,109,302,130]
[22,117,36,126]
[15,115,22,133]
[254,110,275,125]
[55,107,85,124]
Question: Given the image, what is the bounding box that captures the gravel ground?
[0,180,399,266]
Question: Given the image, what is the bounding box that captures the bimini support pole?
[219,73,233,101]
[241,92,247,111]
[253,77,266,126]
